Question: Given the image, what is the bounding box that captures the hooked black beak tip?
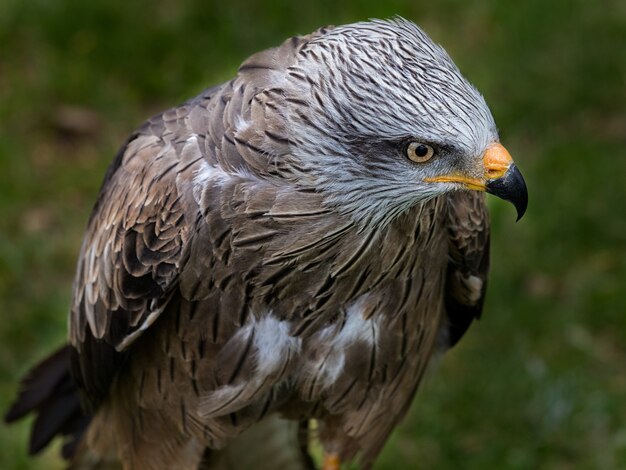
[485,163,528,221]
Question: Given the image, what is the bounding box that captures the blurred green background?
[1,0,624,468]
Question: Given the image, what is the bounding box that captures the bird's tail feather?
[4,345,89,460]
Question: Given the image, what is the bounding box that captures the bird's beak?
[483,144,528,221]
[482,143,528,221]
[425,142,528,220]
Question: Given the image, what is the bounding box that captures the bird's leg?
[317,417,344,470]
[322,452,341,470]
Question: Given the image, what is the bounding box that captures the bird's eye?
[406,142,435,163]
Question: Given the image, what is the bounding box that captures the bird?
[5,18,527,470]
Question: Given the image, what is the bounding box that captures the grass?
[1,0,624,468]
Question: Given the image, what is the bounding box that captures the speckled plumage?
[8,19,501,469]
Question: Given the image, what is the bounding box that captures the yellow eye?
[406,142,435,163]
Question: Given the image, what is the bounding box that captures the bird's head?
[238,18,527,228]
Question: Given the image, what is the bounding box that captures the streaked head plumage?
[237,18,509,227]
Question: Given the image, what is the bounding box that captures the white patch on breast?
[199,313,301,419]
[301,294,378,391]
[336,295,377,346]
[252,315,302,375]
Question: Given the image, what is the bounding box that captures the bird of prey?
[6,18,527,470]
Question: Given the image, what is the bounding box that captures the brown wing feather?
[68,97,218,405]
[443,190,490,347]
